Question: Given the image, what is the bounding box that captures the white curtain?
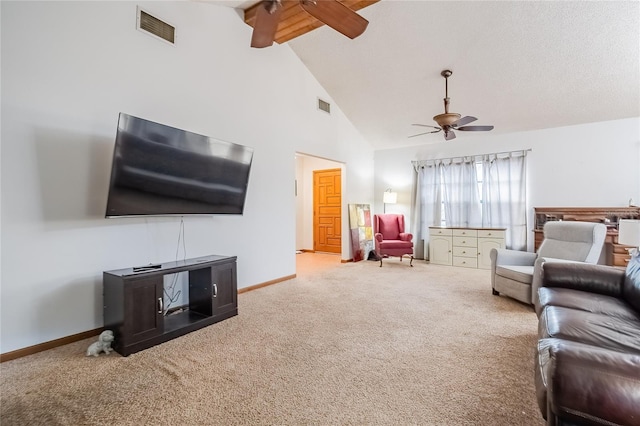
[413,149,529,254]
[482,152,528,250]
[441,158,482,228]
[409,167,424,259]
[412,162,442,260]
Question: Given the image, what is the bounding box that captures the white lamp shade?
[618,219,640,247]
[383,191,397,204]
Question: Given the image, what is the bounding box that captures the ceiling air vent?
[318,98,331,114]
[137,7,175,44]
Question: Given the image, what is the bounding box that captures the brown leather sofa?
[534,258,640,425]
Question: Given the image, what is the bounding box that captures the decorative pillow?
[623,251,640,312]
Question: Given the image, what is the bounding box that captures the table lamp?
[383,189,397,213]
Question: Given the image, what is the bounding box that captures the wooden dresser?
[534,207,640,267]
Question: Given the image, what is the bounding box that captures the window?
[439,162,483,227]
[415,150,528,250]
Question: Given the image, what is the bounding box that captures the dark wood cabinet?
[104,255,237,356]
[210,260,237,320]
[125,276,164,342]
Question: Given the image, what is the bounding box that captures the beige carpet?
[1,258,544,425]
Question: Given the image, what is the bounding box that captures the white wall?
[0,2,374,353]
[374,117,640,251]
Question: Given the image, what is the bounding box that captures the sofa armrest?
[490,248,538,293]
[541,262,626,298]
[375,233,383,243]
[398,232,413,242]
[532,257,583,305]
[547,341,640,426]
[490,248,537,266]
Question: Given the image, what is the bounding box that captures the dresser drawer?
[453,236,477,248]
[453,256,478,268]
[453,229,478,238]
[478,229,505,239]
[453,247,476,258]
[613,243,633,254]
[613,252,631,267]
[430,228,453,236]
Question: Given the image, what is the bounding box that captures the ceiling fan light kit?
[410,70,494,141]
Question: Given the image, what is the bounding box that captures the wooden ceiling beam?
[244,0,380,45]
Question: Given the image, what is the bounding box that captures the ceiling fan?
[410,70,494,141]
[250,0,369,48]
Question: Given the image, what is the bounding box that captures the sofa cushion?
[377,215,400,239]
[623,253,640,312]
[495,265,533,284]
[538,221,606,264]
[378,239,412,250]
[540,262,626,298]
[537,337,640,426]
[539,306,640,354]
[537,287,639,321]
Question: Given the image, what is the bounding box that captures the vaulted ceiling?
[217,1,640,150]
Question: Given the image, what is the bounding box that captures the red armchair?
[373,214,414,267]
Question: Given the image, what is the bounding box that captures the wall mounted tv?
[105,113,253,217]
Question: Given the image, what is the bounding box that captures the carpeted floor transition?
[1,259,545,425]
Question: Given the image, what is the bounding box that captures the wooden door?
[313,168,342,254]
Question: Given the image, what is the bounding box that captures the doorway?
[295,154,344,263]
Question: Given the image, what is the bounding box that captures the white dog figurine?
[86,330,115,357]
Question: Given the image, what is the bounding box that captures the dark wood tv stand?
[103,255,237,356]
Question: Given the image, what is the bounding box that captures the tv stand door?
[212,260,238,320]
[125,276,164,342]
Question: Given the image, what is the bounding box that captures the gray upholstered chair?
[490,221,607,305]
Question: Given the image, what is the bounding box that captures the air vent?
[137,7,175,44]
[318,98,331,114]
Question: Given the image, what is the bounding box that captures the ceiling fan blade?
[452,116,477,127]
[457,125,495,131]
[251,1,283,48]
[445,130,456,141]
[409,129,441,138]
[299,0,369,39]
[412,124,442,131]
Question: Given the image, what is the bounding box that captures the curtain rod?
[411,148,532,167]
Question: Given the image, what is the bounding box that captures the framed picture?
[348,204,374,262]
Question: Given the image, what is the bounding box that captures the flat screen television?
[105,113,253,217]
